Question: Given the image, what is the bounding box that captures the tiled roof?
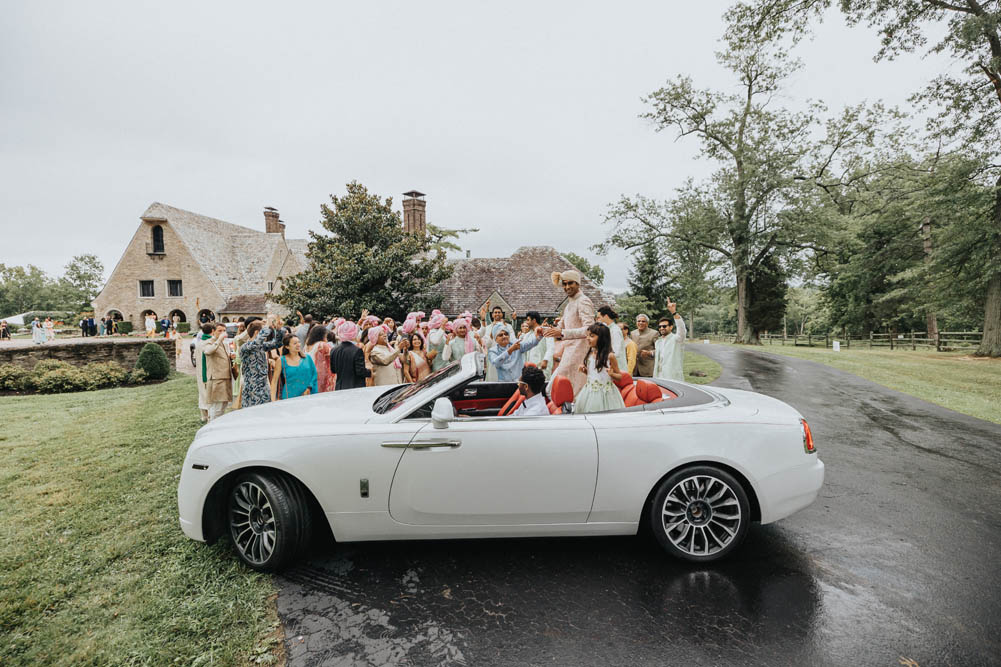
[436,246,617,316]
[286,238,310,271]
[219,294,271,314]
[141,202,306,301]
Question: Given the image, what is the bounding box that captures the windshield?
[372,361,463,414]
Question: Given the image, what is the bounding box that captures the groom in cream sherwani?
[541,269,595,395]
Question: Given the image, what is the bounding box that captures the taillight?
[801,419,816,454]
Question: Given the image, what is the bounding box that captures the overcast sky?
[1,1,948,293]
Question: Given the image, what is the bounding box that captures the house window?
[139,280,154,297]
[267,281,274,292]
[167,280,183,297]
[151,225,165,253]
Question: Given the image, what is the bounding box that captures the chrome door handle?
[380,440,412,448]
[411,439,461,450]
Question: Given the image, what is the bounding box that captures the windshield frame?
[370,352,484,420]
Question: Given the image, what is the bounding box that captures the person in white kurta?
[542,270,595,395]
[597,306,626,370]
[653,307,687,382]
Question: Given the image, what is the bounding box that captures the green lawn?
[0,376,280,666]
[683,350,721,385]
[717,343,1001,424]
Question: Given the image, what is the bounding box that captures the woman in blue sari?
[271,332,318,400]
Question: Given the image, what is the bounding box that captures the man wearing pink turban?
[427,309,449,371]
[369,325,403,385]
[442,318,483,362]
[331,320,370,390]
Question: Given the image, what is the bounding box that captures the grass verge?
[0,376,281,666]
[716,343,1001,424]
[683,350,722,385]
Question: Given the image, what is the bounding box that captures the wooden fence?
[701,331,983,352]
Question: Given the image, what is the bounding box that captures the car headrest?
[550,375,574,406]
[635,380,662,404]
[613,372,633,389]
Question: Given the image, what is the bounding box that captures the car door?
[388,413,598,526]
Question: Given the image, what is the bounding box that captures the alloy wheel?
[229,481,277,565]
[661,474,742,557]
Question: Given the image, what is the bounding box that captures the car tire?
[227,471,311,572]
[649,465,750,562]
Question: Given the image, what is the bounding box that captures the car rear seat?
[547,376,574,414]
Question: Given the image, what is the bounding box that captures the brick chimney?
[264,206,285,237]
[402,190,427,235]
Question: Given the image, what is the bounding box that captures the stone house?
[93,202,308,328]
[435,246,617,320]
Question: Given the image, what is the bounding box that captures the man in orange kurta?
[542,269,595,396]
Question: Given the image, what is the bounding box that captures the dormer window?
[151,225,165,254]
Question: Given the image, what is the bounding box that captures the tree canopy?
[726,0,1001,354]
[275,182,454,320]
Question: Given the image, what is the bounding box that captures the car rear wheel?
[649,465,750,562]
[227,471,311,572]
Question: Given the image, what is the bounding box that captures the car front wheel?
[227,471,311,572]
[649,465,750,562]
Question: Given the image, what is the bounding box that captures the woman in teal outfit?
[271,333,318,400]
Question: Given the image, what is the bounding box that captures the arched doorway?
[140,309,159,336]
[221,316,230,323]
[105,310,124,321]
[197,309,216,324]
[168,309,186,322]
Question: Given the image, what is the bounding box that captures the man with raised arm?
[652,298,687,382]
[541,269,595,395]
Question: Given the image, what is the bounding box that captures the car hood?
[192,385,392,447]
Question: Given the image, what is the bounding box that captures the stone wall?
[0,339,177,371]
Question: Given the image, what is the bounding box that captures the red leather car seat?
[635,380,664,404]
[547,376,574,414]
[498,390,524,416]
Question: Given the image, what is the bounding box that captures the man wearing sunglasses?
[652,298,687,382]
[512,366,549,417]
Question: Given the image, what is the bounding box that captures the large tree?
[600,42,859,343]
[625,242,672,319]
[727,0,1001,354]
[60,254,105,309]
[276,182,454,320]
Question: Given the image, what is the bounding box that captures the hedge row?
[0,360,148,394]
[0,343,170,394]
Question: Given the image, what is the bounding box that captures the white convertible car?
[178,353,824,571]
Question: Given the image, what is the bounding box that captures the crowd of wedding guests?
[192,268,687,422]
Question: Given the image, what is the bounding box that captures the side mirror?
[431,397,455,429]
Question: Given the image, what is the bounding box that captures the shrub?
[36,368,89,394]
[135,342,170,380]
[82,362,128,390]
[176,322,191,334]
[34,359,74,374]
[0,364,31,391]
[117,322,134,335]
[126,367,148,385]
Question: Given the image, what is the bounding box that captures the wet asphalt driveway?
[275,344,1001,666]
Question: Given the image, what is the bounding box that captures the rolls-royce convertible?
[178,352,824,571]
